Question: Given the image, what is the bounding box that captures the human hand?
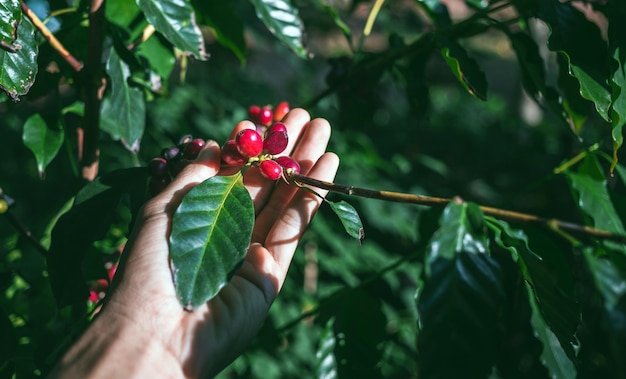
[48,109,339,378]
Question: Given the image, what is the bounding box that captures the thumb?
[146,140,222,217]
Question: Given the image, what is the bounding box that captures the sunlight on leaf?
[248,0,307,58]
[0,16,38,101]
[22,113,64,177]
[315,317,338,379]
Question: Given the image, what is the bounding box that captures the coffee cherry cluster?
[247,101,290,130]
[147,135,206,196]
[222,121,301,181]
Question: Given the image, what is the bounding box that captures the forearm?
[47,310,184,379]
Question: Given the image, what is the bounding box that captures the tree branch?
[80,0,106,181]
[287,172,626,244]
[20,1,83,72]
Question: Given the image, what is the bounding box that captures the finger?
[251,118,331,243]
[264,152,340,280]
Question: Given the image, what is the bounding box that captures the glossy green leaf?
[566,155,626,252]
[22,113,64,177]
[248,0,307,59]
[106,0,141,28]
[608,2,626,170]
[136,0,208,60]
[320,4,352,46]
[525,282,577,379]
[436,36,487,100]
[0,16,38,101]
[100,48,145,153]
[315,317,338,379]
[582,249,626,310]
[486,217,580,362]
[193,0,246,64]
[464,0,487,10]
[169,174,254,310]
[326,200,364,242]
[137,34,176,79]
[418,201,504,378]
[0,0,20,47]
[47,168,148,307]
[538,0,612,121]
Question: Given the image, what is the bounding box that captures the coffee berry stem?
[284,171,626,244]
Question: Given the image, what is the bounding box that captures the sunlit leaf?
[169,174,254,310]
[136,0,207,59]
[418,201,504,378]
[248,0,307,58]
[525,282,577,379]
[0,0,20,47]
[22,113,64,177]
[0,16,38,101]
[315,317,338,379]
[100,48,145,152]
[326,200,364,242]
[538,0,611,121]
[435,36,487,100]
[106,0,141,28]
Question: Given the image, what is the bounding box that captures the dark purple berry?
[183,138,205,160]
[161,146,180,161]
[148,157,169,177]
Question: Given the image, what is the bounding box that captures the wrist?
[48,307,184,379]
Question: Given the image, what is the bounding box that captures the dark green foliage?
[3,0,626,378]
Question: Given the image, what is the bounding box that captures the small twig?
[0,40,20,53]
[287,172,626,244]
[5,212,48,256]
[21,1,83,72]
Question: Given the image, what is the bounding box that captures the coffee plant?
[2,0,626,378]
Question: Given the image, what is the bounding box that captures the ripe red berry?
[148,157,169,177]
[248,105,262,124]
[236,129,263,157]
[275,156,300,174]
[222,140,246,166]
[266,122,287,136]
[273,101,290,122]
[259,106,273,126]
[183,138,205,160]
[259,159,283,180]
[263,131,288,155]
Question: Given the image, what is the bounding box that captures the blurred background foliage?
[2,0,626,378]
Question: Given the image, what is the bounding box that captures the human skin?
[47,109,339,378]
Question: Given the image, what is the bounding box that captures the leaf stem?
[287,172,626,244]
[20,1,83,72]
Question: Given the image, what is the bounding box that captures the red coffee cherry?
[275,156,300,174]
[266,122,287,136]
[248,105,262,124]
[259,106,273,126]
[236,129,263,157]
[183,138,205,160]
[222,140,246,166]
[259,159,283,180]
[263,131,288,155]
[273,101,290,122]
[148,157,169,177]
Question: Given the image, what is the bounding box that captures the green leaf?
[22,113,64,177]
[326,200,364,242]
[137,34,177,79]
[248,0,308,59]
[538,0,612,121]
[320,3,352,46]
[435,36,487,100]
[192,0,246,64]
[0,16,38,101]
[486,217,580,365]
[136,0,208,60]
[106,0,141,28]
[525,282,577,379]
[47,168,148,307]
[0,0,20,47]
[608,2,626,170]
[566,155,626,252]
[169,174,254,310]
[315,317,338,379]
[418,201,505,378]
[100,48,145,152]
[415,0,451,26]
[582,249,626,310]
